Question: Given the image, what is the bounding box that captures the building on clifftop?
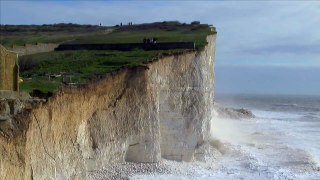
[0,44,19,93]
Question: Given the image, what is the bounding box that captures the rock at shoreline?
[214,104,255,119]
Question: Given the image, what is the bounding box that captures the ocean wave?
[303,114,320,120]
[273,103,298,107]
[252,110,303,120]
[130,110,320,180]
[272,103,320,112]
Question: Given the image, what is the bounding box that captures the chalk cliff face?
[0,34,216,179]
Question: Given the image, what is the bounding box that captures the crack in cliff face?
[91,135,98,150]
[129,143,140,147]
[32,112,56,162]
[30,165,34,180]
[108,87,127,108]
[0,127,11,139]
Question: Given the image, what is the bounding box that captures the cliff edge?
[0,34,216,180]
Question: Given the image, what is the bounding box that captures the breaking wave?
[130,95,320,179]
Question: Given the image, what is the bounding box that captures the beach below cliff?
[88,152,222,179]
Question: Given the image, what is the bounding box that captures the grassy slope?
[5,22,215,93]
[19,49,186,93]
[0,23,112,47]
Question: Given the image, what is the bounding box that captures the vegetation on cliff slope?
[19,49,183,92]
[5,21,216,93]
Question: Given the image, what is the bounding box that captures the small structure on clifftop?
[0,45,19,96]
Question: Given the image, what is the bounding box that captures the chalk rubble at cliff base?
[88,139,227,179]
[213,104,255,119]
[88,145,224,180]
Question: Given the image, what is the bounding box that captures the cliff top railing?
[54,42,195,51]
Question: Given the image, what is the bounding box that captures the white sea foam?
[131,111,320,179]
[130,95,320,179]
[252,109,303,120]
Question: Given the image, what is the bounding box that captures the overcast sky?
[1,0,319,95]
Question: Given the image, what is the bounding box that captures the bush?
[191,21,200,25]
[19,56,40,71]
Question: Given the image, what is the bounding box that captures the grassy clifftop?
[68,21,215,48]
[1,21,215,48]
[2,21,216,93]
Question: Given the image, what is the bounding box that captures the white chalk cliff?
[0,34,216,179]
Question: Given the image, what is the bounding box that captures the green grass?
[19,49,184,92]
[9,22,216,93]
[20,79,61,93]
[0,24,113,47]
[70,25,214,48]
[0,32,107,47]
[1,22,215,48]
[1,34,77,47]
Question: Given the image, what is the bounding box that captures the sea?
[131,94,320,180]
[210,94,320,179]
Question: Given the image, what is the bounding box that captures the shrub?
[191,21,200,25]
